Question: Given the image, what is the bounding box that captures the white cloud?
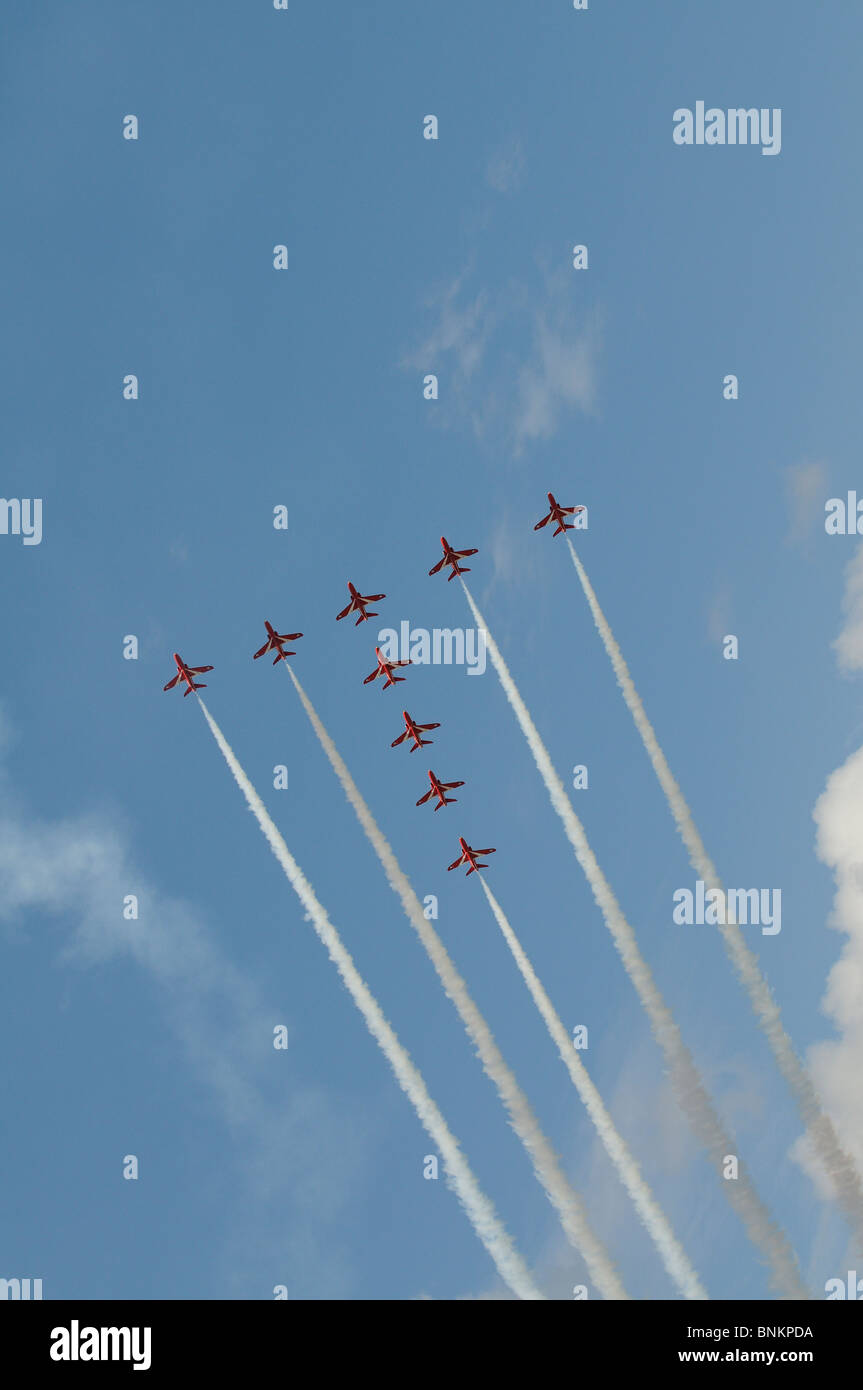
[0,771,369,1294]
[0,703,15,761]
[801,744,863,1181]
[514,315,597,447]
[784,558,863,1250]
[707,584,733,645]
[485,139,525,195]
[459,1041,704,1301]
[485,513,541,591]
[405,273,493,381]
[404,267,597,450]
[786,461,827,543]
[833,548,863,673]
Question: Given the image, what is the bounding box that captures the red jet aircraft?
[253,620,303,665]
[163,653,214,697]
[447,837,496,876]
[416,769,465,811]
[429,536,479,581]
[363,646,412,690]
[337,581,386,625]
[534,492,585,537]
[391,710,441,752]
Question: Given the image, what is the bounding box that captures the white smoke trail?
[479,877,707,1300]
[284,666,628,1300]
[197,699,543,1301]
[461,582,809,1299]
[566,538,863,1248]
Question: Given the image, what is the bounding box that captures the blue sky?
[2,0,863,1300]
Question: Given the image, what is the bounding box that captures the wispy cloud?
[486,512,541,590]
[404,271,493,382]
[833,549,863,673]
[787,567,863,1235]
[785,461,828,543]
[0,753,368,1295]
[514,311,597,447]
[403,267,598,451]
[485,138,525,194]
[706,583,733,645]
[804,745,863,1186]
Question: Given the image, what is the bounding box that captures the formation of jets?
[447,837,496,877]
[429,535,479,582]
[337,581,386,625]
[165,497,581,870]
[391,709,441,752]
[163,652,214,697]
[416,769,465,812]
[363,646,412,690]
[534,491,585,537]
[253,619,303,664]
